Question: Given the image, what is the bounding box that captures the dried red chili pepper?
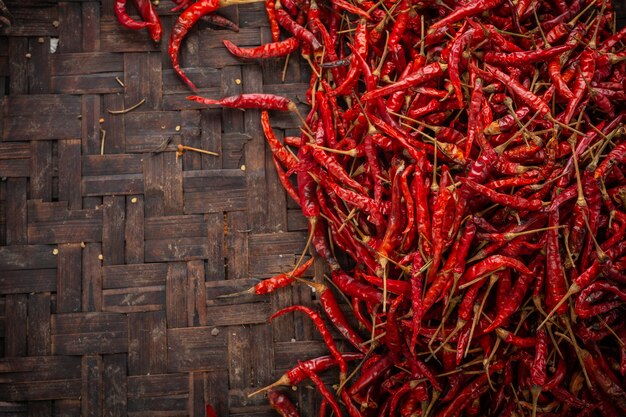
[115,0,152,31]
[188,93,295,111]
[135,0,162,42]
[223,38,300,59]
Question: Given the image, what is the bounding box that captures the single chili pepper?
[262,0,280,42]
[495,328,536,348]
[223,38,299,59]
[558,49,597,125]
[459,178,543,211]
[115,0,151,31]
[483,64,552,117]
[304,280,367,353]
[378,162,406,265]
[188,93,295,111]
[255,257,314,295]
[308,145,367,195]
[483,44,573,66]
[428,0,504,32]
[331,0,370,19]
[361,62,448,101]
[255,352,364,394]
[170,0,239,91]
[465,76,484,156]
[270,305,348,383]
[135,0,162,42]
[272,157,300,205]
[409,252,425,352]
[385,294,405,363]
[412,164,433,257]
[484,107,531,135]
[547,59,575,100]
[267,389,301,417]
[360,273,410,296]
[531,327,548,388]
[202,13,240,31]
[262,111,298,170]
[595,142,626,180]
[460,255,533,288]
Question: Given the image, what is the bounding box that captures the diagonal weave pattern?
[0,1,333,415]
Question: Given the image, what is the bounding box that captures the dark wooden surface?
[0,1,329,416]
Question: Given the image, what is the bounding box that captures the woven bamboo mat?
[0,1,332,415]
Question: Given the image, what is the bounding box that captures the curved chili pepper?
[134,0,161,42]
[305,280,367,353]
[202,13,240,31]
[169,0,227,91]
[114,0,151,31]
[299,363,343,416]
[272,156,300,205]
[261,111,298,170]
[460,255,533,287]
[275,8,321,51]
[270,305,348,383]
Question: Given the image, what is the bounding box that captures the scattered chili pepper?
[187,93,295,111]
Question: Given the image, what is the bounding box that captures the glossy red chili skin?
[134,0,161,42]
[115,0,151,31]
[275,8,321,51]
[332,269,384,306]
[169,0,221,91]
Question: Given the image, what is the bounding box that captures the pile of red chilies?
[115,0,626,416]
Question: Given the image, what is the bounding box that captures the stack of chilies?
[115,0,626,416]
